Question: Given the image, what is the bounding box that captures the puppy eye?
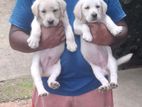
[85,6,90,10]
[96,5,100,8]
[41,10,46,13]
[53,9,58,12]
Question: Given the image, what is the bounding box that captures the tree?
[114,0,142,68]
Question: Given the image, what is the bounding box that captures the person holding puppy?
[9,0,128,107]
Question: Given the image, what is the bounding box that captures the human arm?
[88,19,128,47]
[9,23,65,53]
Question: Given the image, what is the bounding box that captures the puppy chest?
[81,42,109,67]
[39,43,64,66]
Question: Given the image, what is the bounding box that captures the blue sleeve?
[106,0,126,22]
[9,0,34,32]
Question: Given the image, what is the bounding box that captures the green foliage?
[121,0,133,4]
[0,76,33,102]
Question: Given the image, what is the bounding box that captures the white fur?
[27,0,77,96]
[74,0,132,90]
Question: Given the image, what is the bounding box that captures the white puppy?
[27,0,77,96]
[74,0,132,90]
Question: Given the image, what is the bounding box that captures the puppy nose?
[92,13,97,19]
[48,20,54,25]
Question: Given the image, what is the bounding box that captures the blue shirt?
[10,0,126,96]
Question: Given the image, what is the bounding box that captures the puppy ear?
[57,0,66,17]
[74,1,83,20]
[100,0,107,15]
[31,0,40,17]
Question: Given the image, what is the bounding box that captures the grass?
[0,76,33,103]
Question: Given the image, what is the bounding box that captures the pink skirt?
[32,89,113,107]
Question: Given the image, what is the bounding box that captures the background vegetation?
[114,0,142,68]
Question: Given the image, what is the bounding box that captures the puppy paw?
[110,82,118,89]
[111,26,123,36]
[38,88,48,96]
[98,84,110,92]
[66,41,77,52]
[48,81,60,89]
[82,33,93,42]
[27,36,40,49]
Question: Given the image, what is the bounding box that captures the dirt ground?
[0,0,32,82]
[0,99,31,107]
[0,0,32,106]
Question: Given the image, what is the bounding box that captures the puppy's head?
[32,0,66,27]
[74,0,107,22]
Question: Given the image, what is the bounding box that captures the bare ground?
[0,0,32,82]
[0,99,32,107]
[0,0,32,106]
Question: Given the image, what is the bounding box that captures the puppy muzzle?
[91,13,97,21]
[48,20,54,25]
